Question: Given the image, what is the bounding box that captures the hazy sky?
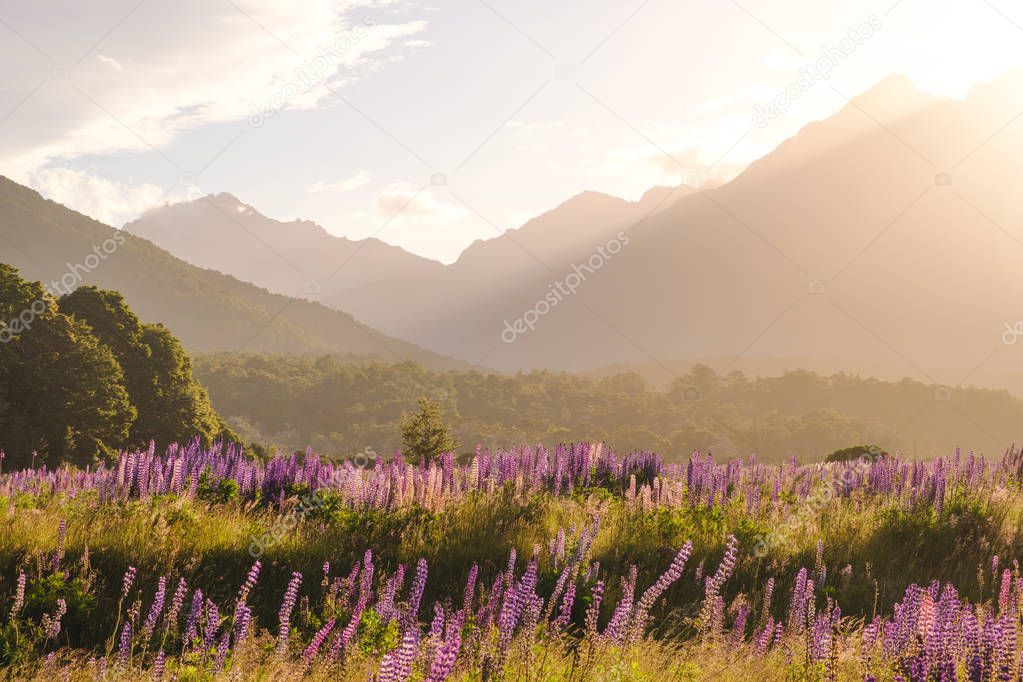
[2,0,1022,262]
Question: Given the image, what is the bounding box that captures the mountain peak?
[847,73,945,113]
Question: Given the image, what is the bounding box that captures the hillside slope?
[0,177,466,370]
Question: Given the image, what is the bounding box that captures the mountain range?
[0,176,465,371]
[4,72,1023,399]
[120,72,1023,397]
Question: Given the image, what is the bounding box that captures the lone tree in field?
[825,444,888,463]
[400,397,457,463]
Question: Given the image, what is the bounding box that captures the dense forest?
[193,353,1023,462]
[0,264,235,467]
[6,256,1018,466]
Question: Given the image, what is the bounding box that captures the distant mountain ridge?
[0,177,466,370]
[126,182,687,360]
[60,72,1023,402]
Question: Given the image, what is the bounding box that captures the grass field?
[1,442,1021,680]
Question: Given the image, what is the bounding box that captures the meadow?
[1,441,1023,680]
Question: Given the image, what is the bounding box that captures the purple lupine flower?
[50,519,67,571]
[496,556,538,654]
[117,621,132,665]
[358,550,375,607]
[553,580,576,630]
[142,576,167,640]
[234,604,252,643]
[303,618,335,665]
[463,563,479,612]
[330,554,375,662]
[585,580,605,635]
[963,610,983,681]
[183,589,203,645]
[377,565,407,624]
[10,571,26,620]
[427,616,462,682]
[732,604,750,641]
[755,616,775,654]
[42,598,67,639]
[1000,569,1013,614]
[788,567,809,632]
[152,650,166,681]
[393,624,420,682]
[762,576,775,618]
[331,604,363,662]
[504,548,517,592]
[700,535,738,633]
[164,578,188,635]
[379,650,397,682]
[236,560,261,605]
[408,558,429,623]
[631,541,692,638]
[276,571,303,656]
[476,571,504,633]
[203,600,219,652]
[496,586,519,652]
[707,535,739,594]
[998,613,1017,680]
[122,566,138,599]
[430,603,446,640]
[212,631,231,673]
[604,566,638,644]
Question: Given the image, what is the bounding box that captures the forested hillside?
[193,353,1022,461]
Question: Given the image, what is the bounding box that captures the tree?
[0,265,135,467]
[59,287,238,449]
[59,287,155,444]
[825,444,888,463]
[140,323,233,448]
[400,397,457,463]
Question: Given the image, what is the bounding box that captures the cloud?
[0,2,429,180]
[96,55,124,71]
[27,167,199,227]
[508,211,535,227]
[374,182,466,224]
[307,170,372,193]
[506,118,568,135]
[584,142,745,200]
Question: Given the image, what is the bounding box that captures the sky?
[1,0,1023,263]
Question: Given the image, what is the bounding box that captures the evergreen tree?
[400,397,457,462]
[141,323,230,447]
[59,286,235,448]
[0,265,135,467]
[59,287,155,444]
